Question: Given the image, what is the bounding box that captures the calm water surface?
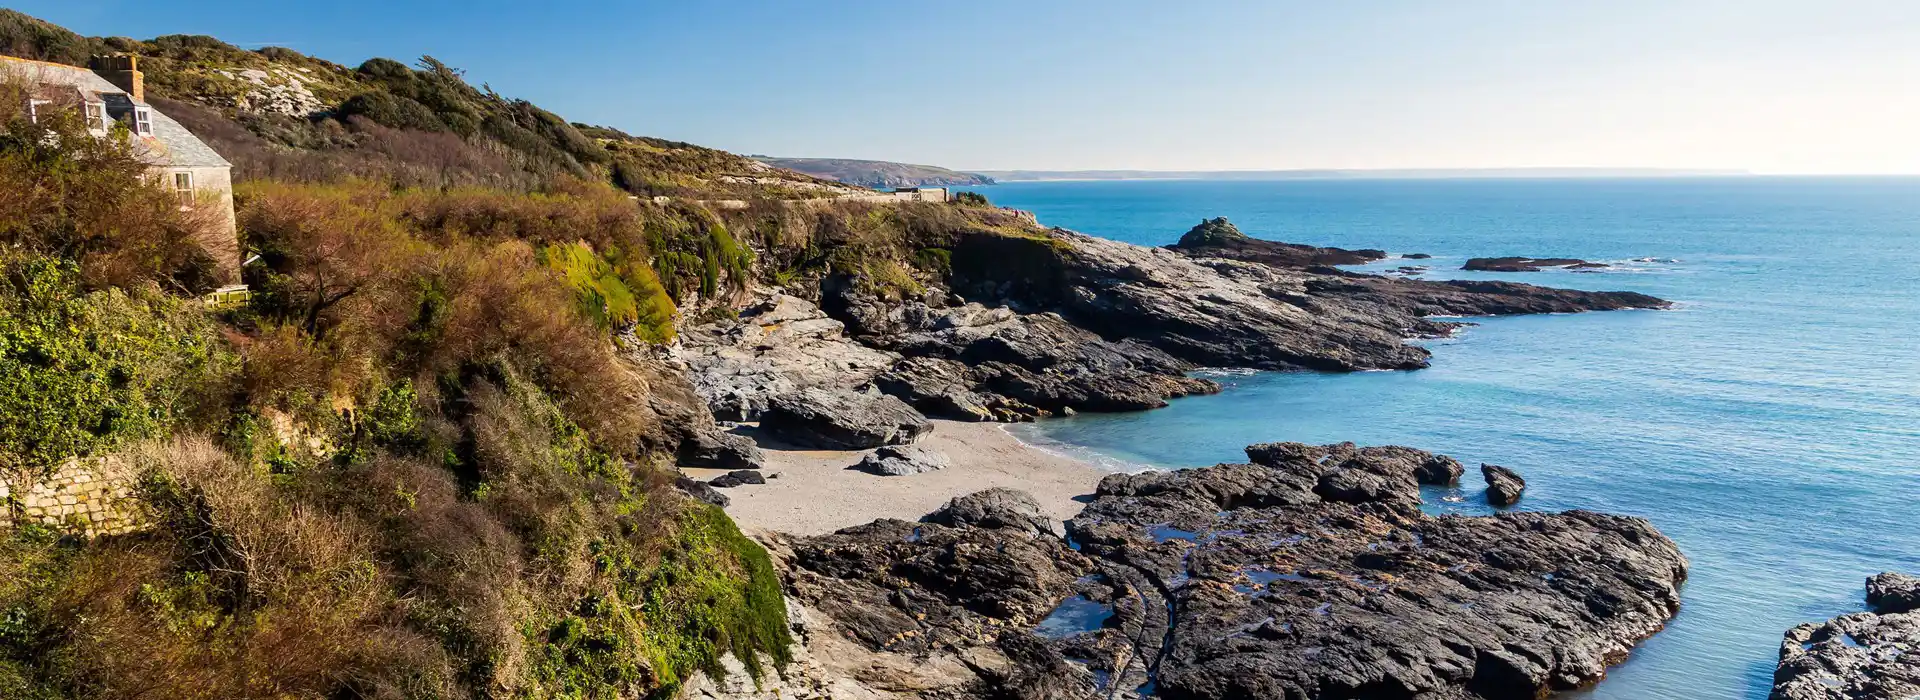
[966,178,1920,700]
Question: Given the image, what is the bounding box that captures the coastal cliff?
[0,10,1688,699]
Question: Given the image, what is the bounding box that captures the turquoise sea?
[966,178,1920,700]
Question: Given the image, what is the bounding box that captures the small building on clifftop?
[2,54,241,285]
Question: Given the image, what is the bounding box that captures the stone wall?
[1,458,146,537]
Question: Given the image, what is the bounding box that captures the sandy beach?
[683,420,1112,536]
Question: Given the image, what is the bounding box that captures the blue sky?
[16,1,1920,173]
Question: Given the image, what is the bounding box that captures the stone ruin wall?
[0,458,146,538]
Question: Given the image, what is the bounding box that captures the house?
[2,54,241,287]
[889,187,950,203]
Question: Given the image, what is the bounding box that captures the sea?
[962,177,1920,700]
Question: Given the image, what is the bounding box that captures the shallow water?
[970,177,1920,700]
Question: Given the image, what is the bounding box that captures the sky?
[15,0,1920,173]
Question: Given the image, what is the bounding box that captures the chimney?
[88,54,143,103]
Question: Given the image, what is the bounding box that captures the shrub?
[0,255,233,474]
[336,91,449,133]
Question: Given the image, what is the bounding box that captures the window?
[133,107,153,136]
[26,99,50,124]
[172,171,194,209]
[84,102,108,132]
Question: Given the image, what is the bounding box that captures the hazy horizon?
[17,1,1920,175]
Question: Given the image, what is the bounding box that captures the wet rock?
[1867,572,1920,614]
[1402,252,1434,259]
[786,442,1687,700]
[1774,610,1920,700]
[924,487,1053,535]
[677,429,766,471]
[1483,463,1526,506]
[709,470,766,488]
[674,476,730,508]
[760,388,932,450]
[1464,256,1605,272]
[855,445,952,476]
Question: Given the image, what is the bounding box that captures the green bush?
[0,255,232,473]
[337,91,449,133]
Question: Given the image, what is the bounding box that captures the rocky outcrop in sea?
[670,219,1668,430]
[774,442,1689,699]
[1772,574,1920,700]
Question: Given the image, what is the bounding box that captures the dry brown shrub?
[40,437,456,699]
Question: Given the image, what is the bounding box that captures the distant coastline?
[971,167,1750,182]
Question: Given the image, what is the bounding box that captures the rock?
[1867,572,1920,614]
[709,470,766,488]
[1169,217,1388,268]
[1402,252,1434,259]
[760,388,932,450]
[1464,256,1604,272]
[787,442,1687,700]
[855,445,952,476]
[672,293,900,421]
[674,476,730,508]
[839,287,1219,416]
[949,227,1667,372]
[677,429,766,471]
[924,487,1053,535]
[1774,611,1920,699]
[1482,463,1526,506]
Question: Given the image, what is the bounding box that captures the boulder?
[1402,252,1433,259]
[1482,463,1526,506]
[673,476,730,508]
[1867,572,1920,614]
[924,487,1053,535]
[709,470,766,488]
[854,445,952,476]
[760,388,932,450]
[676,429,766,471]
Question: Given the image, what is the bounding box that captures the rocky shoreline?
[665,216,1688,698]
[751,442,1688,699]
[1771,574,1920,700]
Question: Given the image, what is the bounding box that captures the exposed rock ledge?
[767,442,1687,699]
[1772,574,1920,700]
[671,220,1668,430]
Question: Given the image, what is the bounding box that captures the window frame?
[172,171,195,209]
[26,98,50,124]
[84,101,108,132]
[133,106,153,136]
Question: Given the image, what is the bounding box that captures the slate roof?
[1,55,231,169]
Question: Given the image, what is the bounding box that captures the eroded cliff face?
[759,443,1687,700]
